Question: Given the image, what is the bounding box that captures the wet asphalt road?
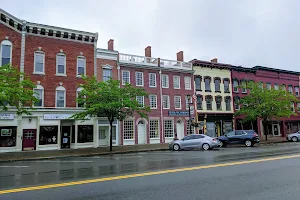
[1,142,300,199]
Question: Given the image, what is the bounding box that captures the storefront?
[0,113,20,152]
[97,119,119,146]
[198,114,234,137]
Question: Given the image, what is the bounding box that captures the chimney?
[145,46,151,57]
[177,51,184,62]
[108,39,114,51]
[211,58,218,63]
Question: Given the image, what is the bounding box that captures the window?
[77,57,86,76]
[288,85,293,93]
[216,96,222,111]
[184,76,191,90]
[0,126,17,147]
[164,120,174,138]
[236,130,246,135]
[34,52,45,73]
[174,96,181,109]
[195,76,201,91]
[56,86,66,107]
[186,119,193,134]
[78,125,93,143]
[149,95,157,109]
[123,120,134,139]
[224,79,230,92]
[241,81,247,93]
[295,86,299,97]
[291,102,295,112]
[192,134,205,139]
[206,96,212,110]
[274,84,279,90]
[173,76,180,89]
[281,84,286,91]
[162,74,169,88]
[136,96,144,107]
[258,82,263,90]
[204,77,211,91]
[266,83,271,90]
[197,95,203,110]
[297,102,300,111]
[0,40,12,66]
[233,80,239,92]
[214,78,220,92]
[122,70,130,85]
[56,54,66,75]
[33,85,44,107]
[149,120,159,138]
[185,95,192,109]
[103,68,112,82]
[225,97,231,111]
[136,72,144,86]
[234,97,240,110]
[162,95,170,109]
[76,87,84,108]
[39,126,58,145]
[149,73,156,87]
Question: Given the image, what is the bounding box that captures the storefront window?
[78,125,93,143]
[71,125,75,143]
[39,126,58,145]
[0,126,17,147]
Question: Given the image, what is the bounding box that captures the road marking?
[1,153,300,195]
[34,161,92,163]
[0,166,28,168]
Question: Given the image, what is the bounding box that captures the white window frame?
[149,73,156,87]
[291,102,295,112]
[149,94,157,109]
[56,53,66,76]
[162,95,170,109]
[76,87,84,108]
[77,56,86,77]
[164,120,174,138]
[295,86,299,97]
[33,85,44,107]
[55,86,66,108]
[274,84,279,90]
[33,51,45,74]
[233,80,239,92]
[173,76,180,89]
[135,72,144,86]
[122,70,130,85]
[123,120,134,140]
[162,74,169,88]
[174,96,181,109]
[149,120,159,139]
[184,76,191,90]
[136,96,144,107]
[0,40,12,67]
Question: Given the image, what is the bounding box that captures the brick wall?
[96,58,118,81]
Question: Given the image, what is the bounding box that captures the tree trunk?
[109,120,113,152]
[263,120,268,141]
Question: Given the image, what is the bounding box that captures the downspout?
[159,58,164,143]
[93,33,98,148]
[94,32,98,77]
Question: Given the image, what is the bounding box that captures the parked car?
[218,130,260,147]
[169,134,220,151]
[286,131,300,142]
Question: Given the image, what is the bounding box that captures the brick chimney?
[177,51,184,62]
[145,46,151,57]
[211,58,218,63]
[108,39,114,51]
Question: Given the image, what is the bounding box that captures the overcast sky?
[2,0,300,71]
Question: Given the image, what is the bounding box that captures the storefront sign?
[168,111,189,116]
[44,114,74,120]
[0,114,14,120]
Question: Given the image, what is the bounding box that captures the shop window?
[78,125,93,143]
[39,126,58,145]
[149,120,159,138]
[123,120,134,139]
[164,120,174,138]
[71,125,75,143]
[0,126,17,147]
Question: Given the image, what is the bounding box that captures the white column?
[57,120,61,149]
[36,116,40,150]
[16,115,22,151]
[94,118,98,148]
[74,120,78,149]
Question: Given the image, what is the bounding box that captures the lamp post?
[187,94,192,135]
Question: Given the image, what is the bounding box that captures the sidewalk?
[0,144,169,162]
[259,136,287,144]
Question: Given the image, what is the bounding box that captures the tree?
[72,76,150,151]
[0,64,38,115]
[235,82,298,141]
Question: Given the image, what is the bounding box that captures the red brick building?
[231,66,300,138]
[118,47,195,145]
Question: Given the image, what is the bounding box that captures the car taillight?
[253,133,258,137]
[212,138,216,141]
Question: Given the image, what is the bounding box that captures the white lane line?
[0,166,29,168]
[34,161,93,163]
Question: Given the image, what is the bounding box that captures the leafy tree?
[235,82,298,141]
[0,64,38,115]
[72,77,150,151]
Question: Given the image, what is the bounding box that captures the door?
[225,130,236,144]
[234,130,246,144]
[181,135,193,148]
[138,120,146,144]
[176,120,184,139]
[22,129,36,151]
[206,122,216,137]
[273,124,281,136]
[61,126,71,149]
[99,127,108,146]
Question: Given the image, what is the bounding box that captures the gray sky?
[2,0,300,71]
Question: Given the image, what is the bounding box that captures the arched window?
[0,40,12,66]
[76,87,84,108]
[56,86,66,107]
[33,85,44,107]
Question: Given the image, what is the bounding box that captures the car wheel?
[292,136,298,142]
[202,143,210,151]
[173,144,180,151]
[219,140,226,147]
[245,140,252,147]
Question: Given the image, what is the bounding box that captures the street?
[1,142,300,199]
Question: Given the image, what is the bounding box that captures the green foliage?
[72,76,150,122]
[0,64,38,115]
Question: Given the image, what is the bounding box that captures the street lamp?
[187,94,192,135]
